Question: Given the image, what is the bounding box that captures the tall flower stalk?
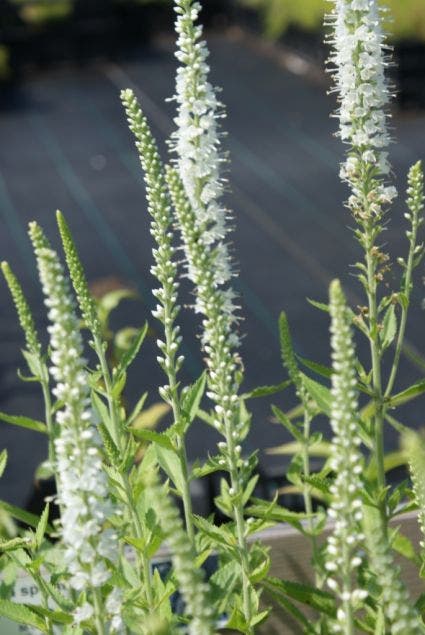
[29,222,122,634]
[168,7,256,630]
[56,210,155,611]
[325,280,366,634]
[120,89,195,546]
[149,472,214,635]
[327,0,396,515]
[363,505,424,634]
[0,262,55,465]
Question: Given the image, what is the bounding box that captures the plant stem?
[385,221,418,399]
[92,587,107,635]
[301,414,319,571]
[41,376,55,468]
[94,336,155,610]
[164,318,196,547]
[225,424,253,634]
[365,233,386,524]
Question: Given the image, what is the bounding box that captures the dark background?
[0,0,424,509]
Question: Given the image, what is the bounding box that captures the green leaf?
[132,429,174,451]
[99,288,138,316]
[0,537,32,553]
[242,380,292,399]
[114,322,148,381]
[241,475,259,507]
[279,311,299,384]
[155,445,185,494]
[191,455,222,479]
[391,530,421,565]
[300,374,331,416]
[0,450,7,479]
[297,356,332,380]
[181,372,206,426]
[111,369,127,399]
[35,503,50,548]
[0,412,46,434]
[307,298,329,313]
[0,501,53,532]
[267,440,332,458]
[271,405,303,442]
[286,453,303,486]
[209,560,239,613]
[29,604,73,625]
[390,380,425,407]
[261,582,314,632]
[98,421,121,465]
[226,607,248,632]
[381,304,397,350]
[0,599,47,632]
[247,498,311,532]
[263,577,336,618]
[91,391,116,444]
[193,515,236,552]
[127,392,148,425]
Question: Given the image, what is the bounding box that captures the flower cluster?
[121,88,183,403]
[327,0,397,220]
[325,280,366,632]
[171,0,233,287]
[404,431,425,566]
[151,473,214,635]
[29,222,122,632]
[169,0,241,431]
[167,168,240,437]
[365,507,423,634]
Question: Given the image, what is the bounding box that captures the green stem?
[341,541,355,635]
[301,413,319,575]
[92,587,107,635]
[165,322,196,547]
[94,336,155,610]
[385,220,418,399]
[225,424,253,634]
[365,234,386,524]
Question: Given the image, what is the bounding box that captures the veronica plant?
[325,280,366,634]
[2,0,425,634]
[29,222,123,632]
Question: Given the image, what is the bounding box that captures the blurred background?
[0,0,424,511]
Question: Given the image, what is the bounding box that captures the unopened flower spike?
[327,0,397,223]
[56,210,101,341]
[149,471,214,635]
[1,261,41,358]
[403,431,425,568]
[405,160,425,279]
[121,88,183,393]
[325,280,366,633]
[364,502,423,634]
[28,221,123,632]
